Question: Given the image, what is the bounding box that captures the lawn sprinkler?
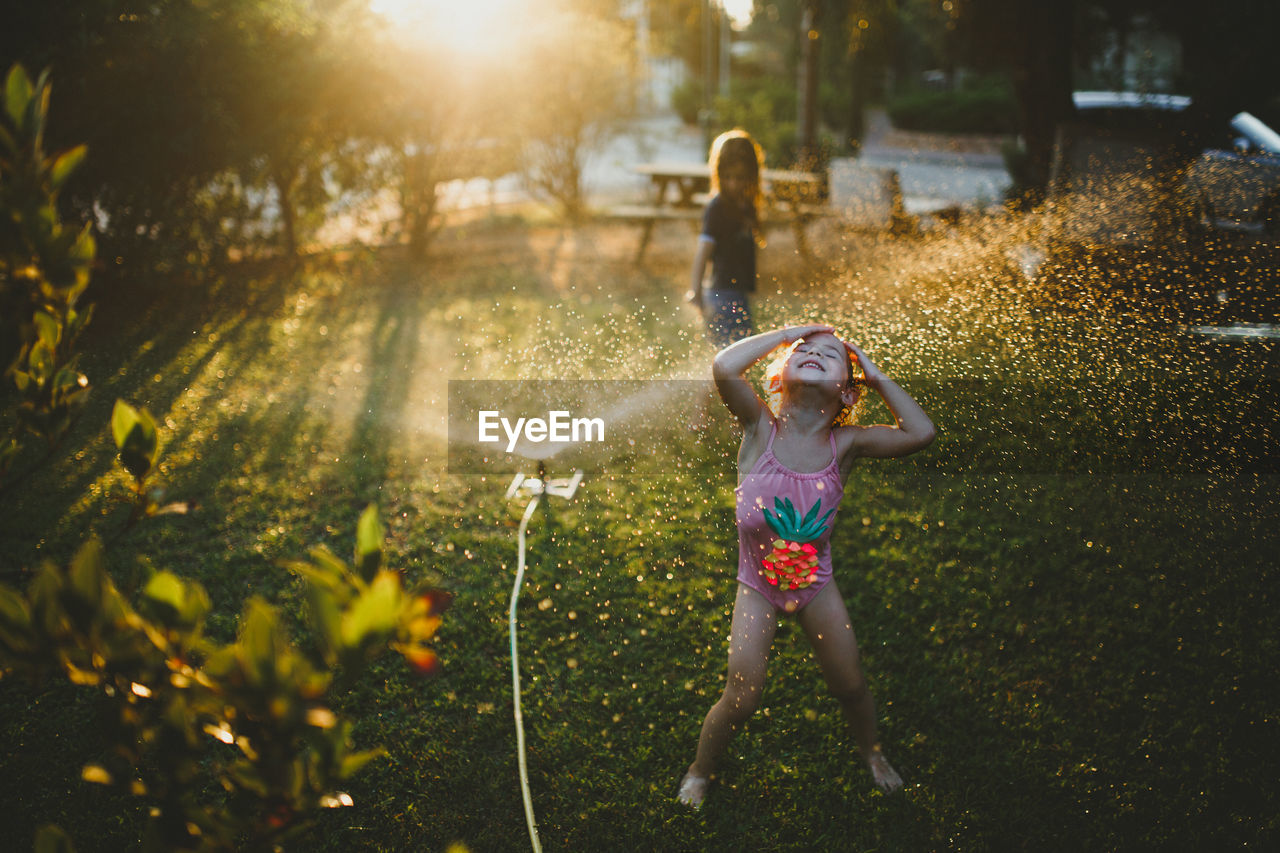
[504,465,583,853]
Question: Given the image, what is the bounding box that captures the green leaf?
[0,585,30,627]
[354,504,382,581]
[239,599,280,684]
[28,568,63,636]
[773,496,799,529]
[143,571,187,615]
[0,120,16,154]
[33,311,59,348]
[28,339,54,379]
[0,586,33,653]
[5,65,32,129]
[225,759,271,798]
[49,144,86,190]
[111,399,158,480]
[68,538,106,608]
[33,824,75,853]
[111,399,141,450]
[286,560,345,595]
[338,747,388,779]
[309,546,354,579]
[0,437,21,471]
[68,222,95,266]
[52,366,87,399]
[310,585,343,656]
[66,303,91,338]
[340,572,400,649]
[31,72,49,151]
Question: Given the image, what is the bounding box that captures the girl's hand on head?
[844,340,888,385]
[783,324,835,344]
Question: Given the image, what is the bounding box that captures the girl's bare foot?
[676,772,709,809]
[867,750,903,793]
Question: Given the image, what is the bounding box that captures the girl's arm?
[686,238,714,308]
[843,341,936,458]
[713,325,834,425]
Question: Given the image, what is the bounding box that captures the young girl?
[677,324,936,807]
[687,130,766,347]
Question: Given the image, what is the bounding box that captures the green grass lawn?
[2,218,1278,851]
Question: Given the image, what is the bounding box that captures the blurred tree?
[222,1,379,258]
[796,0,820,160]
[648,0,725,83]
[360,24,519,259]
[1,1,241,265]
[897,0,965,87]
[958,0,1076,198]
[0,0,381,265]
[832,1,902,152]
[513,9,639,221]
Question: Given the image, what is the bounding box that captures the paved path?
[832,108,1011,215]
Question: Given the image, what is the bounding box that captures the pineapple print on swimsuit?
[761,496,835,590]
[735,422,844,613]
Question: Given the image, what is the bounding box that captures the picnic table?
[610,163,832,263]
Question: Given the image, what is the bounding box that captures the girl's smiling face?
[764,331,865,426]
[784,333,850,388]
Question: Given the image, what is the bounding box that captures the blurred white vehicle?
[1184,111,1280,238]
[1044,91,1197,246]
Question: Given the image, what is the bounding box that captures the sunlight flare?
[722,0,753,27]
[370,0,525,57]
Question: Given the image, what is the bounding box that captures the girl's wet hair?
[763,337,866,427]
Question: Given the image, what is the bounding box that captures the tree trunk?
[1011,0,1075,199]
[846,40,868,154]
[796,0,820,165]
[404,150,440,261]
[272,165,300,258]
[1112,18,1130,90]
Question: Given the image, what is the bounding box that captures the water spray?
[504,463,583,853]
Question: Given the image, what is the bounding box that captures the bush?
[0,64,451,851]
[886,79,1019,134]
[0,502,449,852]
[671,78,703,126]
[1,65,95,483]
[712,78,800,166]
[514,11,639,222]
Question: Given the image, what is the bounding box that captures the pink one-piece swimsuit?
[735,422,843,613]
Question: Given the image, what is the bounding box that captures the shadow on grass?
[0,262,312,570]
[346,266,423,500]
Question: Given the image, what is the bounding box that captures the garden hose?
[509,492,543,853]
[505,469,582,853]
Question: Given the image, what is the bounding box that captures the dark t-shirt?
[701,194,757,293]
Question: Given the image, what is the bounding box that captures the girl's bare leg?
[678,584,779,807]
[797,583,903,793]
